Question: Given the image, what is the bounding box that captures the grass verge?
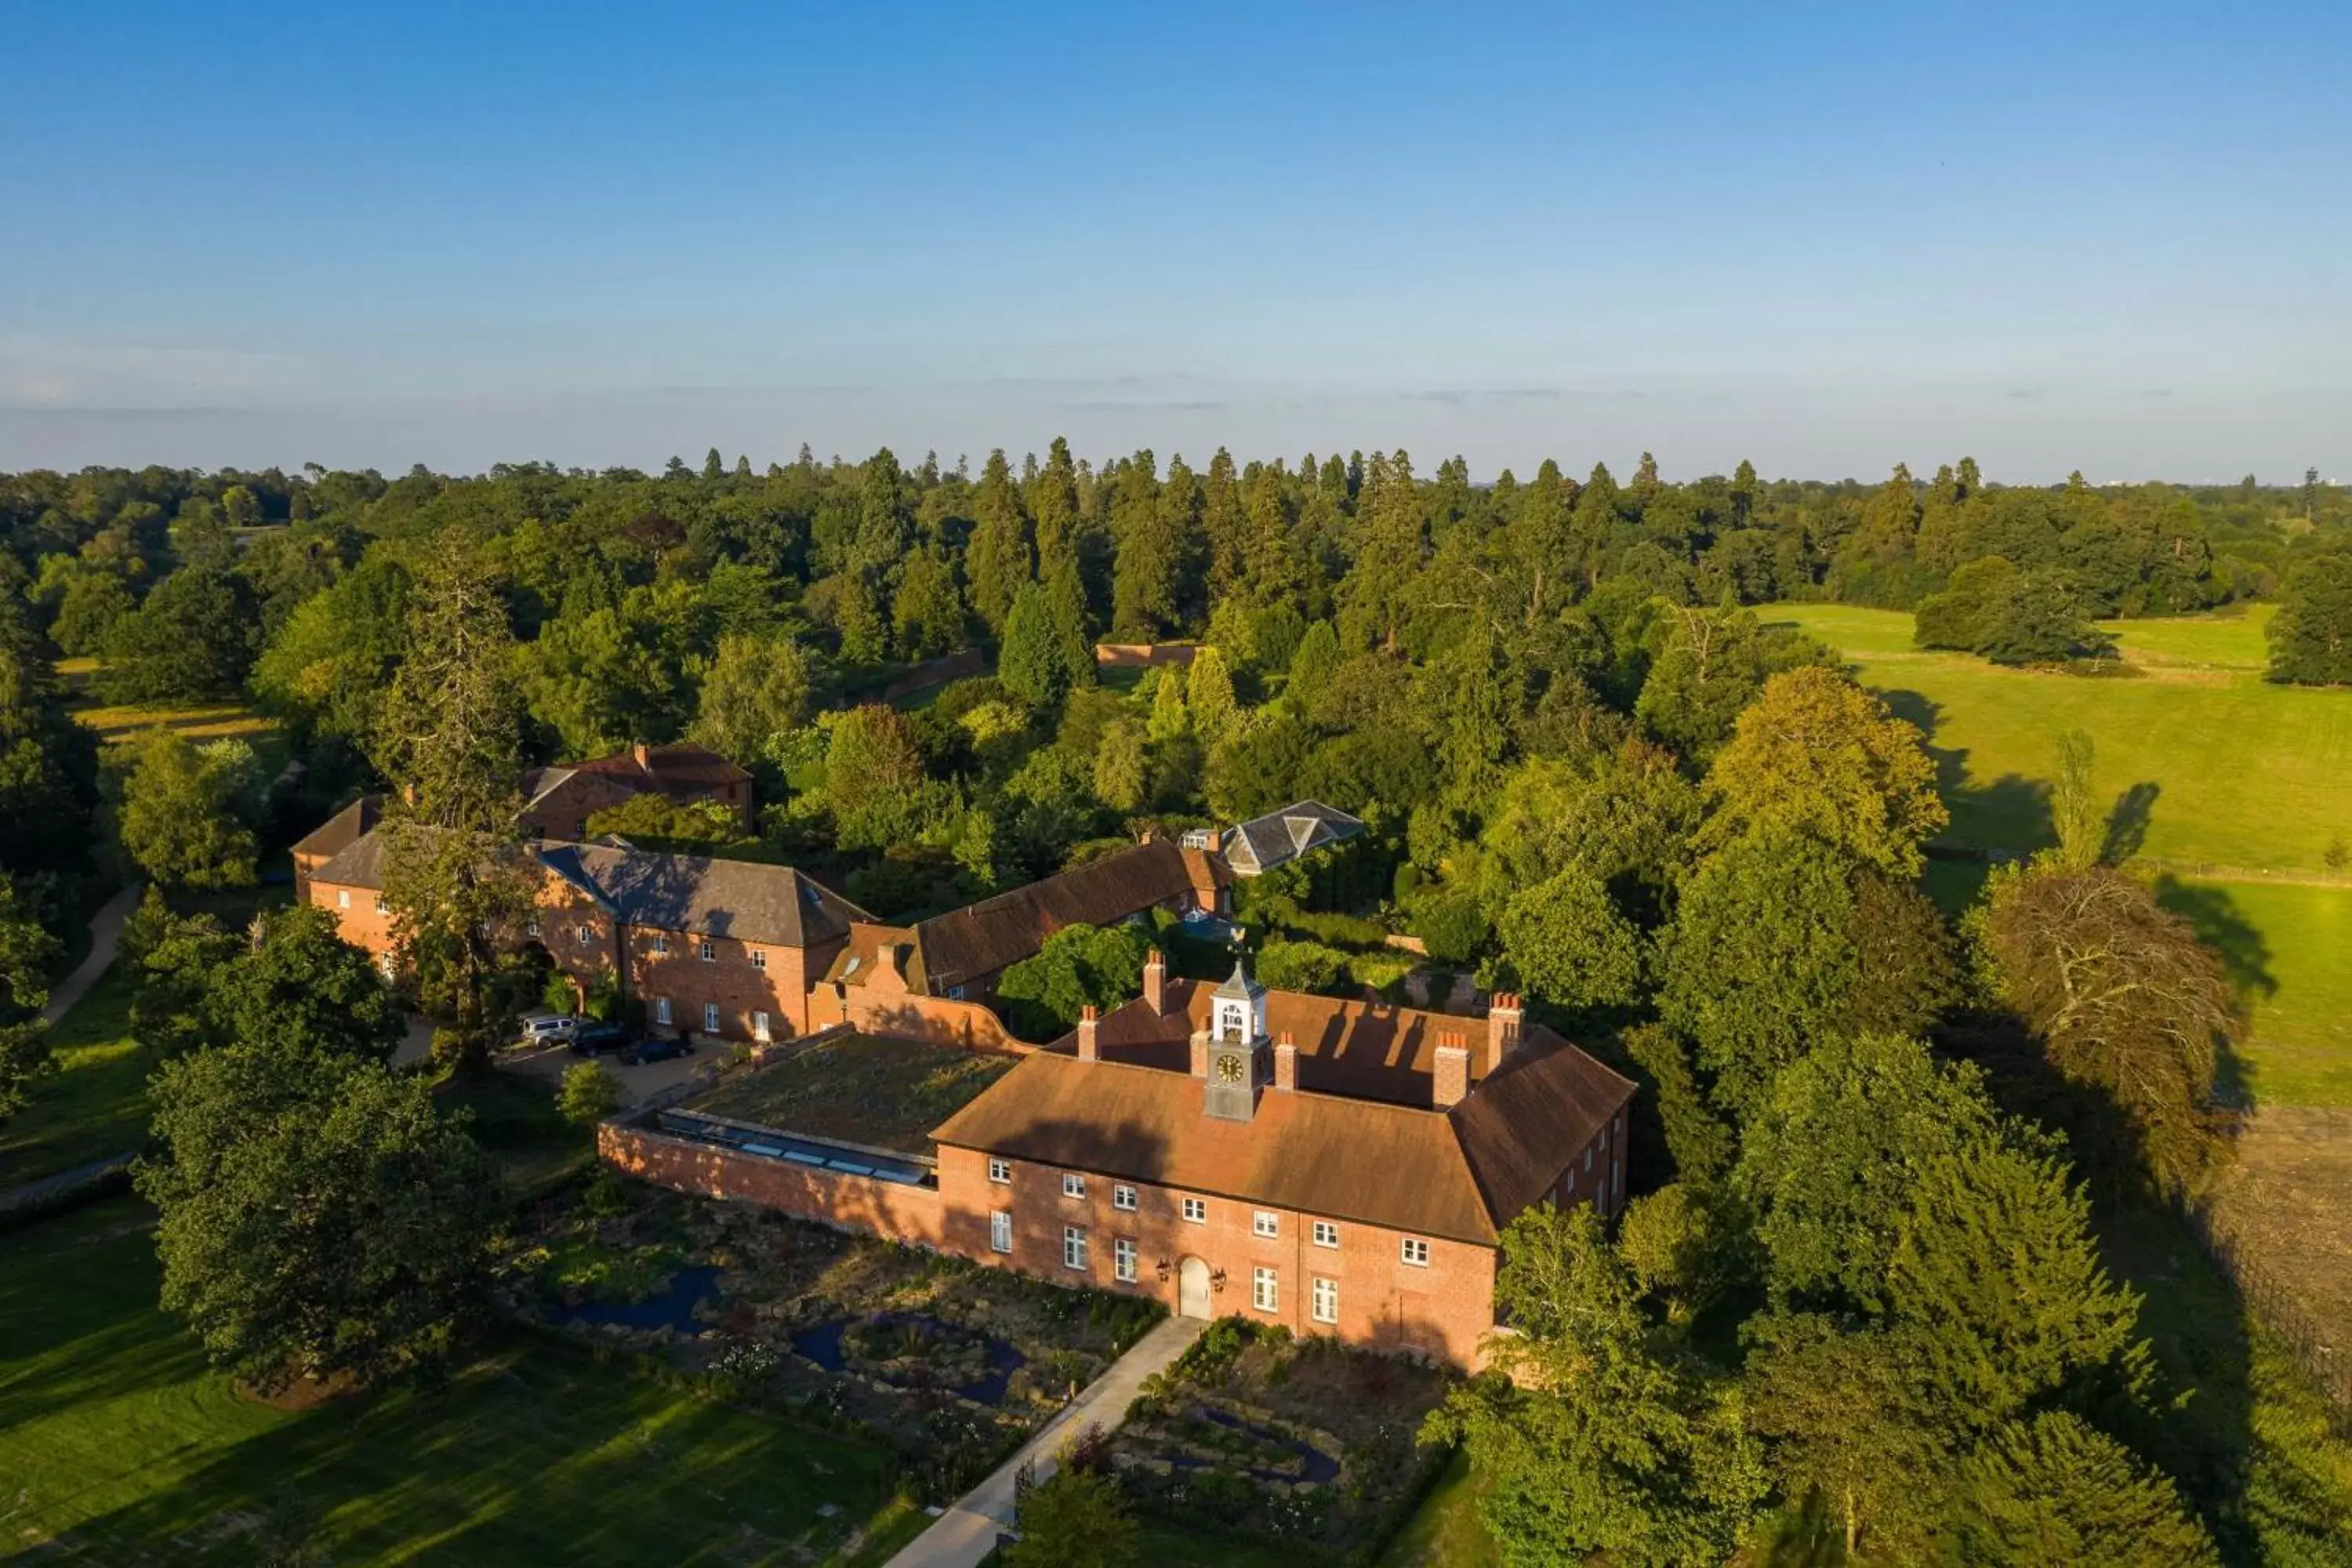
[0,1195,919,1566]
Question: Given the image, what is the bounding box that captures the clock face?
[1215,1054,1247,1084]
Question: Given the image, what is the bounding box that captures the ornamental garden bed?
[503,1171,1163,1497]
[1109,1316,1459,1561]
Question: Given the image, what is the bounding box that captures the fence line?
[2184,1200,2352,1429]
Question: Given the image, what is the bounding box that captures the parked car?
[516,1013,579,1048]
[568,1021,636,1057]
[620,1035,694,1066]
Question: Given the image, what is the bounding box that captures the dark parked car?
[620,1035,694,1066]
[568,1021,635,1058]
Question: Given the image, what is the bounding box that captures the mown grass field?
[0,1197,927,1566]
[0,962,148,1188]
[1763,604,2350,873]
[1765,602,2352,1110]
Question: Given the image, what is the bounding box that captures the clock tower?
[1201,956,1269,1122]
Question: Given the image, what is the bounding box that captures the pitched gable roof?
[935,982,1639,1245]
[931,1052,1501,1243]
[535,842,866,947]
[292,794,384,866]
[900,840,1223,993]
[568,742,749,789]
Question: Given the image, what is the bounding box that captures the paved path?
[40,884,140,1026]
[0,1152,135,1216]
[885,1315,1205,1568]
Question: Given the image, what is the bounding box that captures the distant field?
[1768,603,2352,1109]
[0,1197,923,1566]
[1764,604,2351,873]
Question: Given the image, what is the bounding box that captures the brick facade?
[933,1143,1506,1367]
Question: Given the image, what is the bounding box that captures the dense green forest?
[4,447,2350,1563]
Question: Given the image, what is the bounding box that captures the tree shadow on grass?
[2150,875,2276,1112]
[1877,688,2057,860]
[2104,781,2162,864]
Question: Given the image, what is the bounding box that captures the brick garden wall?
[804,986,1035,1053]
[599,1121,947,1247]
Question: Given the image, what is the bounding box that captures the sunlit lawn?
[0,962,150,1188]
[0,1197,924,1566]
[2158,879,2352,1109]
[1762,604,2352,873]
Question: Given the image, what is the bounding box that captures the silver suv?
[516,1013,579,1048]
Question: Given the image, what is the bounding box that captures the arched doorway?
[1178,1256,1211,1319]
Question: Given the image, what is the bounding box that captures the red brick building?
[610,953,1635,1369]
[518,742,754,840]
[302,826,866,1040]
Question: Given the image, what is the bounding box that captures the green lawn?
[0,961,151,1188]
[0,1197,924,1566]
[1374,1449,1499,1567]
[2157,879,2352,1109]
[1763,604,2352,873]
[1766,602,2352,1109]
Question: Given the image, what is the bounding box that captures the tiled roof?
[933,982,1638,1245]
[931,1052,1501,1243]
[1091,979,1480,1107]
[292,794,384,866]
[898,840,1225,993]
[535,842,866,948]
[1224,800,1364,875]
[568,742,749,789]
[309,825,390,890]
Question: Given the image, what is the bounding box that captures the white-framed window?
[1584,1148,1594,1174]
[1182,1197,1207,1224]
[1252,1266,1278,1312]
[988,1158,1011,1185]
[651,933,667,955]
[1062,1173,1086,1200]
[1312,1220,1339,1249]
[373,895,389,915]
[1601,1125,1610,1153]
[1253,1210,1279,1240]
[376,952,397,981]
[752,1011,770,1042]
[699,939,715,962]
[1063,1226,1088,1272]
[702,1002,720,1033]
[1113,1184,1138,1211]
[1312,1276,1339,1325]
[654,997,672,1025]
[336,889,350,909]
[1401,1237,1431,1268]
[990,1210,1011,1253]
[1114,1237,1137,1283]
[751,949,767,971]
[577,926,593,947]
[525,916,540,937]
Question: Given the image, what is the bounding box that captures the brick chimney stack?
[1434,1031,1471,1109]
[1486,993,1523,1077]
[1189,1028,1210,1078]
[1077,1005,1099,1062]
[1143,948,1168,1014]
[1273,1031,1298,1091]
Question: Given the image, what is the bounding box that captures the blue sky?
[3,0,2347,481]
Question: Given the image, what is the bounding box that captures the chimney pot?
[1434,1036,1472,1109]
[1487,994,1524,1077]
[1143,948,1168,1014]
